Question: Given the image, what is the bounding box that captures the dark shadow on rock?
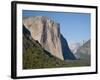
[23,24,31,38]
[60,34,76,60]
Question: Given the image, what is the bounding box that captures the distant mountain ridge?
[23,16,76,60]
[75,40,91,60]
[69,42,81,54]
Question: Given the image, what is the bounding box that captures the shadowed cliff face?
[60,34,76,60]
[23,16,76,60]
[23,24,31,37]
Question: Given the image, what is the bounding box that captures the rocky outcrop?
[23,16,76,60]
[75,40,91,60]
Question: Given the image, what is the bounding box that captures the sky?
[23,10,90,43]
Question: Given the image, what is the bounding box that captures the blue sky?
[23,10,90,43]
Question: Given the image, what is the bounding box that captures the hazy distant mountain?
[69,42,81,54]
[75,40,91,60]
[23,16,76,60]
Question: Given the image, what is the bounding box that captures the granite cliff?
[23,16,76,60]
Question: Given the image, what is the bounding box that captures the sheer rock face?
[23,16,64,60]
